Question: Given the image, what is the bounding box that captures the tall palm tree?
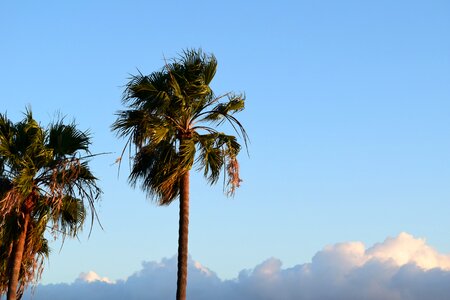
[112,49,248,300]
[0,110,101,300]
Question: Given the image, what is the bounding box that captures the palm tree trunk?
[7,213,30,300]
[176,171,190,300]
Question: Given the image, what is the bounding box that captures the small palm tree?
[112,49,248,300]
[0,110,101,300]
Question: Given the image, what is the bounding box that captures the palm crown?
[113,49,248,203]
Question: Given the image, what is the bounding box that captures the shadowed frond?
[47,121,91,157]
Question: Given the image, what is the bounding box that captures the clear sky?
[1,0,450,297]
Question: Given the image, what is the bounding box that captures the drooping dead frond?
[0,189,22,219]
[226,156,242,197]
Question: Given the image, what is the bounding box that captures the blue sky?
[1,0,450,296]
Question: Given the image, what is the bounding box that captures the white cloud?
[77,271,114,284]
[367,232,450,270]
[22,232,450,300]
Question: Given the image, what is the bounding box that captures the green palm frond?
[113,109,177,147]
[124,71,171,109]
[48,196,86,238]
[130,141,182,204]
[195,134,223,176]
[47,121,91,157]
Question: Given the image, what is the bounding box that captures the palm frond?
[47,121,91,157]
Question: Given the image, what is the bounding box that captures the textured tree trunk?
[176,171,190,300]
[7,213,30,300]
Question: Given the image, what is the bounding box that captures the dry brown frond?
[0,189,22,219]
[227,157,242,196]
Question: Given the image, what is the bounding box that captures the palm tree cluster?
[0,49,247,300]
[0,110,101,300]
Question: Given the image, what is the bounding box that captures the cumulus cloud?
[22,232,450,300]
[367,232,450,270]
[77,271,114,284]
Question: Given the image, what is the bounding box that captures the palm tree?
[0,110,101,300]
[112,49,248,300]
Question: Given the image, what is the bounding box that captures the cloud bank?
[23,232,450,300]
